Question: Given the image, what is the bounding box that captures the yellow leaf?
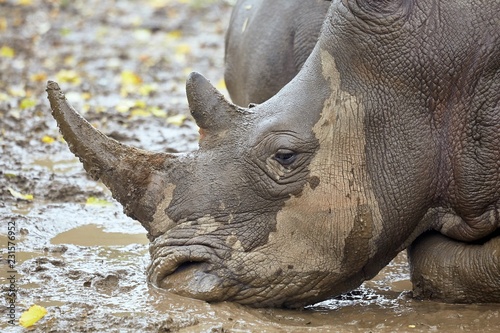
[30,72,48,82]
[216,79,226,91]
[138,83,158,96]
[166,114,187,126]
[8,187,33,201]
[134,99,146,109]
[175,43,191,55]
[130,108,151,117]
[0,45,15,58]
[41,135,55,144]
[120,70,142,86]
[85,196,113,206]
[56,69,81,85]
[149,106,167,118]
[116,100,135,113]
[17,0,34,6]
[20,98,37,109]
[0,18,7,32]
[19,305,47,328]
[166,30,183,40]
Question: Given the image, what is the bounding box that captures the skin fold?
[47,0,500,307]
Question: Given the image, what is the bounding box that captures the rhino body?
[47,0,500,307]
[224,0,330,106]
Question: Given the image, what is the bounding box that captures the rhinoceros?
[224,0,330,106]
[47,0,500,308]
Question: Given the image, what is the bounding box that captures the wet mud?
[0,0,499,332]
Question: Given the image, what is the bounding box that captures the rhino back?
[224,0,330,106]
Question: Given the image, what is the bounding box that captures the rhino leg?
[408,230,500,303]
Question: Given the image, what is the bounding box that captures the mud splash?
[0,0,499,332]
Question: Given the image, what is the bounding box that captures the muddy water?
[1,0,499,331]
[1,158,499,332]
[1,193,499,332]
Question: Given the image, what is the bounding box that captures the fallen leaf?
[166,30,183,40]
[0,18,7,32]
[138,83,158,96]
[17,0,34,6]
[41,135,55,144]
[175,43,191,55]
[116,100,136,113]
[8,187,33,201]
[19,305,47,328]
[30,72,48,82]
[216,78,226,91]
[166,114,187,126]
[0,45,15,58]
[56,69,82,85]
[149,106,167,118]
[120,70,142,86]
[86,196,113,206]
[130,108,151,117]
[20,98,37,109]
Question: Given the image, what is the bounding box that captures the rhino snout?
[148,245,229,301]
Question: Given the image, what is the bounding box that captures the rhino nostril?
[171,260,205,275]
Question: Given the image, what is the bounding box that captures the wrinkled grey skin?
[224,0,330,106]
[47,0,500,308]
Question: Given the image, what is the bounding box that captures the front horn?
[46,81,180,238]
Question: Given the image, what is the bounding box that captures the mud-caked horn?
[186,72,245,140]
[46,81,179,238]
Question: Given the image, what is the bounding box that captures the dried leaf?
[149,106,167,118]
[166,30,183,40]
[216,79,226,91]
[19,305,47,328]
[138,83,158,96]
[116,100,135,113]
[8,187,33,201]
[41,135,55,144]
[175,43,191,56]
[0,45,15,58]
[0,18,7,32]
[30,72,48,82]
[56,69,82,85]
[120,70,142,86]
[17,0,34,6]
[166,114,187,126]
[20,98,37,109]
[86,196,113,206]
[130,108,151,117]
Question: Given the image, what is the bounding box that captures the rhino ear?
[186,72,239,135]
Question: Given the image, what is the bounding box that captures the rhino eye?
[274,149,297,166]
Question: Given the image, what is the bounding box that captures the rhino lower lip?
[149,245,216,283]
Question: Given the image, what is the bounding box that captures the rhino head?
[47,0,500,307]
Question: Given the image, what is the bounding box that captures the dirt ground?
[0,0,499,332]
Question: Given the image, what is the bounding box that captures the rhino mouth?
[148,244,233,301]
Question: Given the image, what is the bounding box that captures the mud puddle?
[1,0,499,331]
